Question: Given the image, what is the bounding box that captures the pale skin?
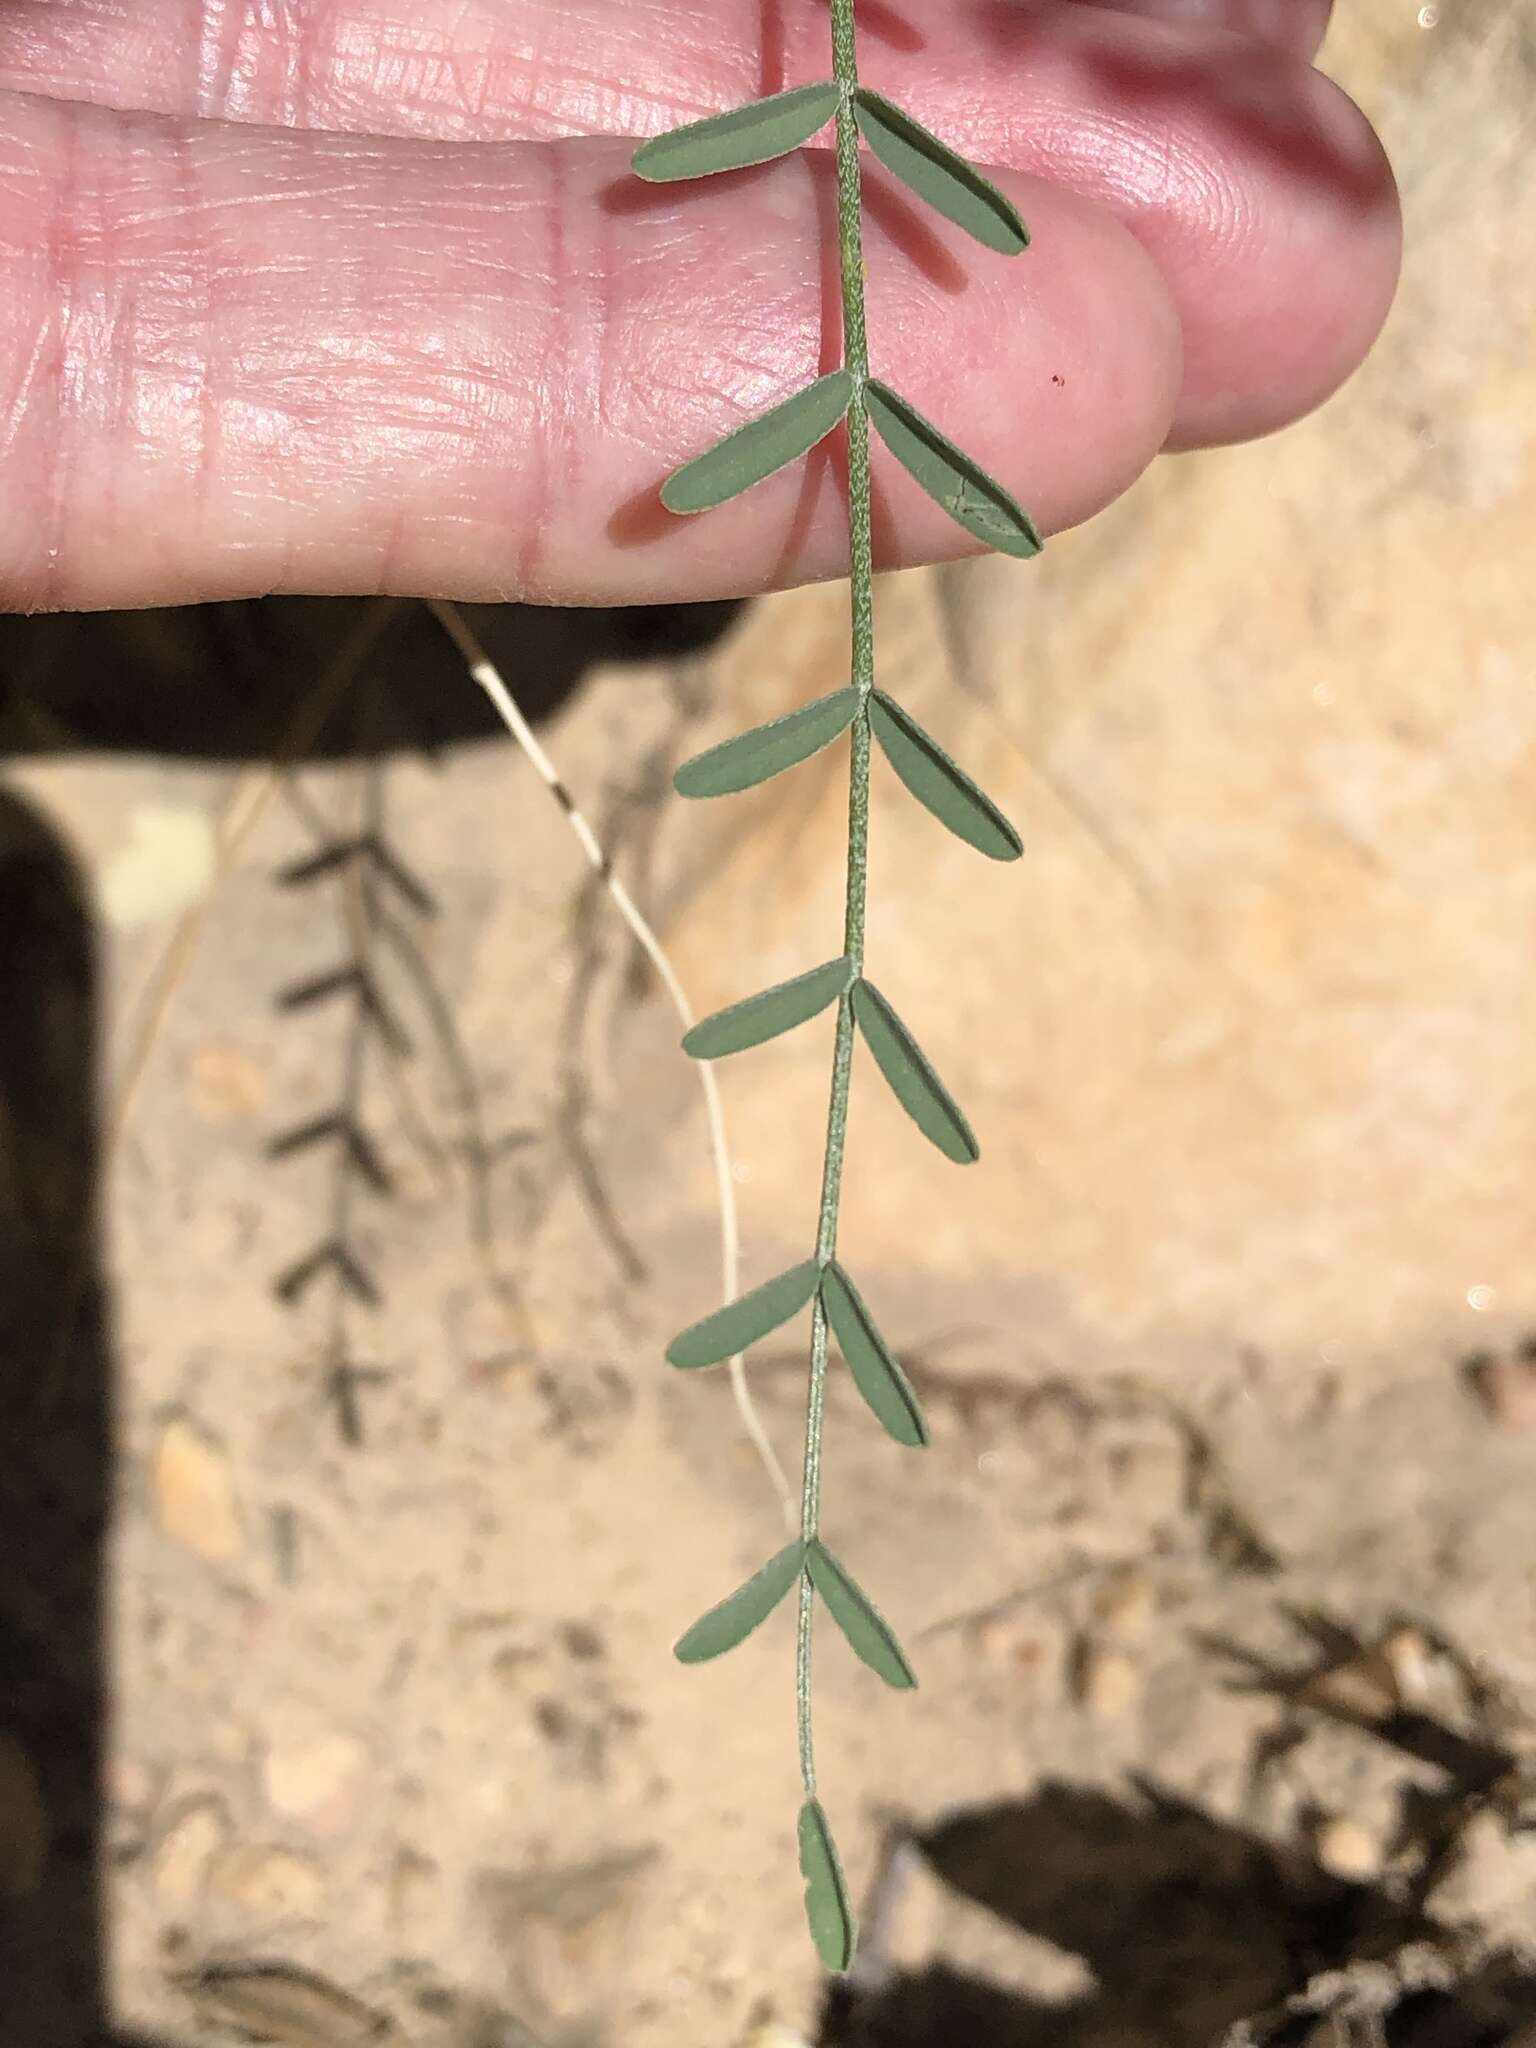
[0,0,1400,613]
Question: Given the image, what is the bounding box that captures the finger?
[0,3,1395,448]
[1069,0,1334,60]
[0,95,1181,612]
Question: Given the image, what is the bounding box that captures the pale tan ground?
[2,6,1535,2046]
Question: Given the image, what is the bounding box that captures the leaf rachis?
[636,0,1041,1972]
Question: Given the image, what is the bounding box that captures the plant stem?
[797,0,876,1802]
[428,599,797,1528]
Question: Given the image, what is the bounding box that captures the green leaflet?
[666,1259,820,1370]
[866,380,1042,559]
[675,688,860,800]
[806,1540,917,1689]
[854,88,1028,255]
[633,83,841,183]
[851,978,979,1165]
[868,691,1022,861]
[798,1800,857,1972]
[821,1262,928,1448]
[674,1541,806,1662]
[683,956,851,1060]
[662,370,854,515]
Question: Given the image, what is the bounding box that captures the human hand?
[0,0,1399,611]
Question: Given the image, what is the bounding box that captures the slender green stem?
[797,0,875,1803]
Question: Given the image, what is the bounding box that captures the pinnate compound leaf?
[675,688,860,800]
[674,1541,806,1662]
[869,691,1022,861]
[807,1541,917,1689]
[866,380,1042,559]
[662,370,854,515]
[854,88,1028,254]
[683,957,850,1060]
[798,1800,857,1972]
[821,1262,929,1448]
[666,1259,820,1369]
[633,83,840,183]
[851,978,979,1165]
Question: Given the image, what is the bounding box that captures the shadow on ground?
[0,785,154,2044]
[819,1781,1536,2048]
[0,595,742,2045]
[0,596,743,763]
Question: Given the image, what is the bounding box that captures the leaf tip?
[658,472,703,517]
[798,1799,857,1972]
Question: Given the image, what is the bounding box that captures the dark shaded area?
[0,595,742,763]
[0,787,158,2045]
[821,1610,1536,2045]
[821,1780,1430,2048]
[0,594,738,2043]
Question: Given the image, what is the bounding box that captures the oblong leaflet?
[821,1261,929,1448]
[665,1258,821,1369]
[866,380,1041,559]
[682,956,850,1060]
[806,1540,917,1689]
[869,690,1022,860]
[674,1541,806,1662]
[851,977,979,1164]
[798,1799,857,1972]
[662,370,854,515]
[675,688,859,800]
[854,88,1028,254]
[633,83,840,183]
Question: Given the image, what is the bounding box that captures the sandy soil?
[2,8,1534,2047]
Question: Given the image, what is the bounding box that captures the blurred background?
[2,5,1533,2045]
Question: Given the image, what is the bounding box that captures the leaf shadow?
[819,1779,1437,2048]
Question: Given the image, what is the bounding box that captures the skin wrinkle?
[196,0,240,122]
[172,125,216,516]
[42,100,79,608]
[514,136,558,594]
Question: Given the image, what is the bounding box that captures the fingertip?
[860,169,1184,559]
[995,173,1185,536]
[1162,65,1402,448]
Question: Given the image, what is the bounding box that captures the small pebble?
[262,1714,372,1836]
[1074,1642,1142,1720]
[187,1042,267,1122]
[967,1612,1067,1700]
[207,1843,325,1918]
[152,1416,244,1565]
[1311,1814,1383,1884]
[153,1794,230,1907]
